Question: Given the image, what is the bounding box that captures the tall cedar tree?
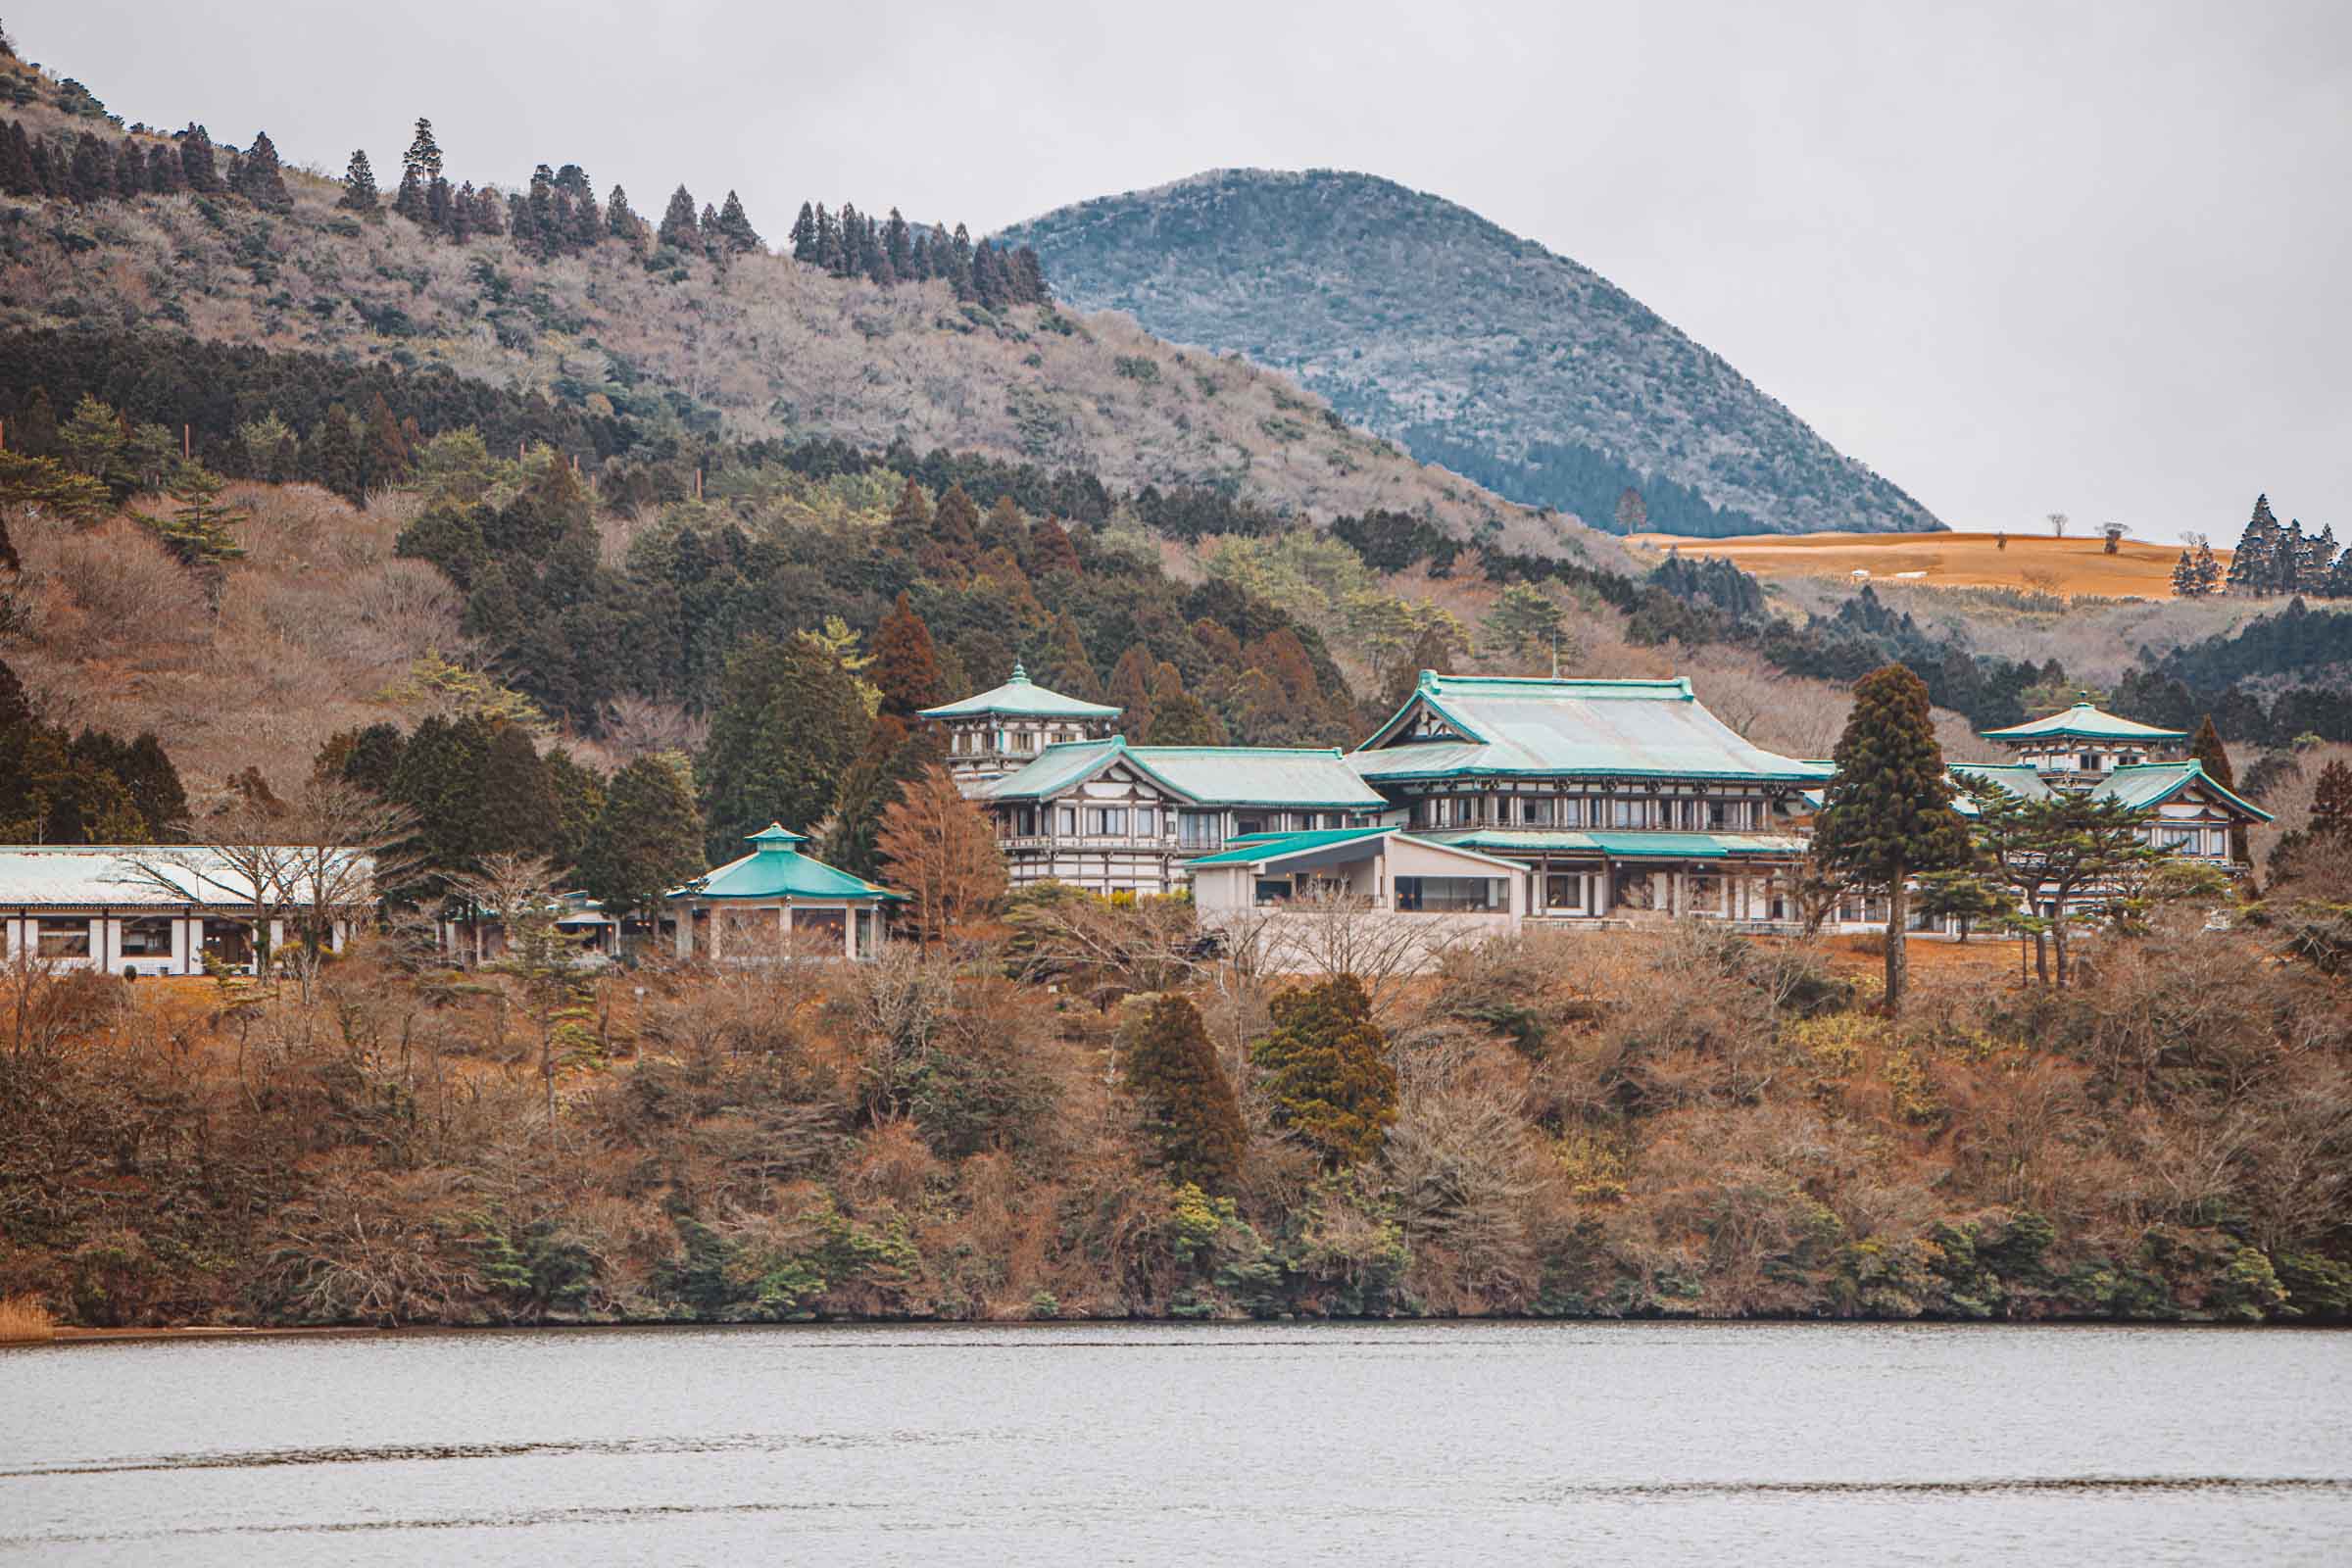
[872,591,945,717]
[657,184,699,252]
[1038,612,1102,701]
[1251,974,1398,1168]
[2226,495,2278,595]
[403,118,442,182]
[1122,994,1247,1193]
[701,635,869,859]
[577,754,705,919]
[338,149,379,212]
[2188,715,2249,863]
[606,184,643,250]
[1812,662,1972,1012]
[715,190,760,252]
[874,763,1007,944]
[233,130,291,211]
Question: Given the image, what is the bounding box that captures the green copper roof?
[1429,829,1809,858]
[1183,826,1395,866]
[918,662,1123,721]
[666,823,902,902]
[1349,673,1831,784]
[1948,760,2272,823]
[975,737,1386,808]
[1981,701,2187,744]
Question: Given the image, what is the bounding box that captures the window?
[1544,874,1585,911]
[35,918,91,957]
[1012,730,1037,754]
[2158,826,2195,851]
[1056,807,1077,836]
[1525,797,1554,826]
[1254,878,1293,906]
[121,917,173,956]
[1689,874,1725,914]
[1134,807,1156,837]
[1236,814,1268,836]
[1178,810,1220,848]
[1394,876,1504,912]
[1084,808,1129,836]
[1611,798,1647,828]
[2081,753,2100,772]
[1560,798,1585,828]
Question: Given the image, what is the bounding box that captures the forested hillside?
[1000,170,1942,538]
[0,54,1571,554]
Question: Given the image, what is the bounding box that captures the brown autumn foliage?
[2,901,2346,1331]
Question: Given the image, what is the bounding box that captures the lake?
[3,1321,2347,1565]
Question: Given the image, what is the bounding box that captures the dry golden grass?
[0,1295,58,1344]
[1631,529,2226,600]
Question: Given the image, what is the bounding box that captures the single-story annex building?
[0,844,363,976]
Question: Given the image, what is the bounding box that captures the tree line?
[2186,493,2352,600]
[0,115,289,210]
[787,202,1049,308]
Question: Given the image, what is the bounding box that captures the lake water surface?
[3,1320,2347,1565]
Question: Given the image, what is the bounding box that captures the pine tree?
[1106,645,1158,740]
[1251,974,1397,1168]
[117,733,189,840]
[698,202,719,257]
[229,129,289,211]
[2171,550,2198,598]
[308,405,365,505]
[391,166,426,222]
[1812,662,1973,1013]
[2311,760,2352,841]
[403,118,443,184]
[0,122,31,197]
[113,136,143,199]
[2193,537,2223,595]
[67,131,109,203]
[338,148,379,212]
[477,721,560,858]
[886,476,934,540]
[1123,994,1247,1193]
[606,184,642,250]
[577,753,705,920]
[1145,685,1226,746]
[2226,495,2279,595]
[931,482,981,561]
[362,394,411,490]
[2328,550,2352,602]
[471,183,504,235]
[884,207,911,279]
[2305,523,2339,590]
[390,712,497,885]
[657,183,698,251]
[715,189,760,252]
[1031,516,1081,576]
[789,201,817,261]
[872,591,945,717]
[2276,517,2308,594]
[425,174,455,233]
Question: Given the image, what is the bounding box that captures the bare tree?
[1214,892,1474,1022]
[2046,511,2069,538]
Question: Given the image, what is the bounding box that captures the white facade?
[0,845,361,977]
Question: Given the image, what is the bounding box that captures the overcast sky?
[20,1,2349,543]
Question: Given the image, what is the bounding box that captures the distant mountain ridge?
[1001,170,1942,538]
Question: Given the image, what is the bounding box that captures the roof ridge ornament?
[1010,661,1030,683]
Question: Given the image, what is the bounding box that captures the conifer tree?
[1123,994,1247,1193]
[2304,523,2338,590]
[403,118,443,184]
[701,635,870,859]
[1812,662,1973,1013]
[2189,714,2248,863]
[391,166,426,222]
[231,128,291,211]
[307,405,364,505]
[789,201,817,261]
[1251,974,1397,1168]
[145,142,182,195]
[2171,550,2199,598]
[2311,760,2352,841]
[477,721,560,858]
[875,763,1006,944]
[113,136,143,199]
[2192,537,2223,595]
[338,148,379,212]
[67,131,108,203]
[606,184,642,249]
[931,482,981,560]
[715,189,760,252]
[699,202,719,256]
[447,180,475,241]
[887,475,934,539]
[471,183,505,234]
[425,174,454,232]
[1038,612,1102,701]
[657,183,698,252]
[1145,685,1226,746]
[1106,645,1158,740]
[117,733,189,840]
[872,591,945,717]
[2276,517,2308,594]
[577,753,705,920]
[2226,495,2279,595]
[884,207,911,278]
[1030,516,1081,576]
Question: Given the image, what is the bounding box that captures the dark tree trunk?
[1885,875,1909,1014]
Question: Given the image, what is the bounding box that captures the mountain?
[0,61,1603,561]
[1000,170,1941,538]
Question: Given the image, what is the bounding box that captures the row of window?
[1409,794,1764,831]
[951,726,1097,756]
[9,916,257,959]
[1001,808,1360,842]
[1251,876,1507,911]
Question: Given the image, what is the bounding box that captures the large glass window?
[1134,807,1155,837]
[1544,874,1584,910]
[1178,810,1220,848]
[121,917,173,956]
[1254,878,1293,906]
[1611,798,1647,828]
[1394,876,1504,912]
[1056,807,1077,836]
[36,918,91,957]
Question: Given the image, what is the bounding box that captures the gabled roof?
[917,662,1122,721]
[975,737,1386,809]
[1183,826,1524,874]
[1948,761,2273,822]
[1349,672,1831,784]
[666,824,901,902]
[1981,700,2187,744]
[0,845,371,909]
[1417,828,1811,858]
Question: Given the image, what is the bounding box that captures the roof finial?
[1417,668,1438,690]
[1010,661,1029,683]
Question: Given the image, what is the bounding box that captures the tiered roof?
[1980,701,2187,745]
[1348,672,1831,784]
[1945,761,2271,821]
[916,662,1122,721]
